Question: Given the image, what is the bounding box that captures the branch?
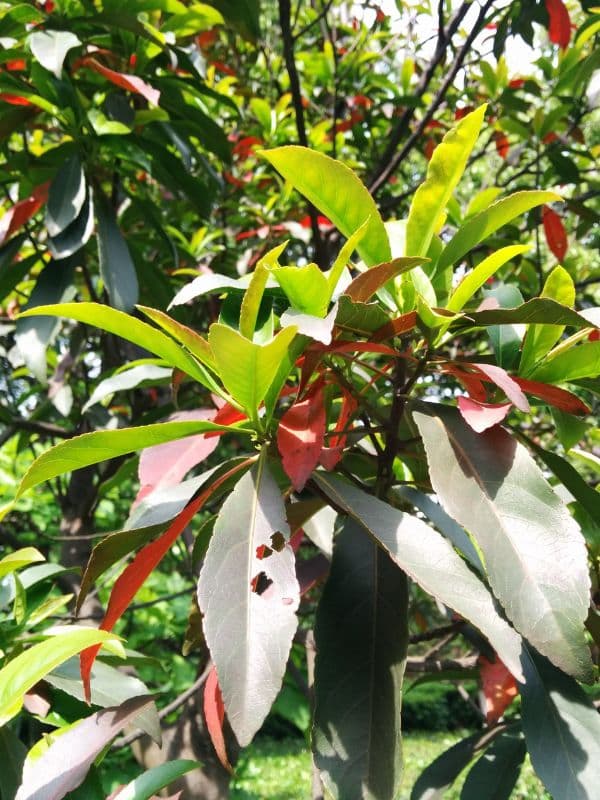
[405,654,478,673]
[0,418,74,448]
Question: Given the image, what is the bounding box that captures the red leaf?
[135,409,219,505]
[454,105,474,120]
[204,666,232,772]
[0,93,33,106]
[442,364,488,403]
[542,205,568,262]
[205,402,247,437]
[82,57,160,105]
[372,311,418,342]
[513,376,590,415]
[545,0,571,49]
[465,362,530,412]
[458,397,512,433]
[0,181,49,245]
[278,384,326,491]
[80,458,252,700]
[319,388,358,470]
[508,78,525,89]
[479,655,518,723]
[494,131,510,160]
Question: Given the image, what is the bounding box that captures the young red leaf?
[545,0,571,49]
[512,377,590,415]
[458,397,512,433]
[82,57,160,106]
[372,311,417,342]
[0,94,34,106]
[0,182,49,245]
[319,388,358,470]
[542,205,568,262]
[278,383,326,491]
[494,131,509,160]
[205,402,248,437]
[464,362,530,412]
[203,666,232,773]
[442,364,488,402]
[343,258,425,303]
[479,655,518,723]
[80,459,252,700]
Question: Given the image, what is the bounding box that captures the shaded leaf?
[45,155,86,236]
[48,194,94,259]
[479,656,518,723]
[96,191,139,312]
[313,519,408,800]
[464,298,595,328]
[460,730,526,800]
[104,761,198,800]
[197,455,300,746]
[0,182,49,246]
[0,726,27,800]
[278,384,326,491]
[413,404,592,682]
[203,666,231,772]
[83,364,172,413]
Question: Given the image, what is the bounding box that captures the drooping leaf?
[519,647,600,800]
[18,302,214,385]
[0,629,118,726]
[436,191,560,274]
[413,404,592,682]
[277,384,326,491]
[513,377,590,415]
[313,519,408,800]
[406,105,486,259]
[45,155,86,236]
[48,194,94,259]
[457,397,512,433]
[45,657,160,742]
[463,298,595,328]
[82,364,172,413]
[208,323,297,417]
[83,57,160,105]
[312,473,524,681]
[96,191,139,312]
[28,30,81,78]
[203,666,232,772]
[545,0,571,48]
[460,730,526,800]
[478,655,518,723]
[197,455,300,746]
[15,696,152,800]
[260,147,390,267]
[108,761,199,800]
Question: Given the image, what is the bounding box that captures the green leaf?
[436,191,560,274]
[13,420,247,502]
[0,629,118,726]
[105,760,199,800]
[406,105,486,259]
[271,263,329,317]
[208,0,260,41]
[260,147,390,266]
[529,341,600,384]
[446,245,529,313]
[312,473,524,681]
[27,30,81,78]
[519,647,600,800]
[96,191,139,312]
[48,195,94,259]
[327,219,369,296]
[520,267,576,375]
[197,455,300,746]
[0,548,44,579]
[136,305,217,371]
[45,658,160,742]
[335,295,390,335]
[18,303,210,385]
[313,519,408,800]
[82,364,172,413]
[413,404,592,682]
[0,726,27,800]
[239,244,286,338]
[463,297,595,328]
[45,155,86,237]
[460,731,526,800]
[208,323,297,417]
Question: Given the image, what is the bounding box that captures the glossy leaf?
[313,519,408,800]
[313,473,524,681]
[520,266,575,375]
[15,696,152,800]
[208,323,297,416]
[48,194,94,259]
[464,298,595,329]
[82,364,172,413]
[413,404,592,682]
[406,105,486,258]
[28,30,81,78]
[45,155,86,236]
[529,340,600,384]
[96,191,139,312]
[197,455,300,746]
[519,647,600,800]
[436,191,560,274]
[513,377,590,415]
[344,257,425,303]
[460,730,526,800]
[272,262,329,317]
[260,147,390,266]
[445,245,529,313]
[277,384,326,491]
[104,760,198,800]
[18,302,213,385]
[0,548,44,579]
[0,629,118,725]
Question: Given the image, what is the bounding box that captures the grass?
[230,732,551,799]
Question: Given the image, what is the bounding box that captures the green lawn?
[230,733,550,799]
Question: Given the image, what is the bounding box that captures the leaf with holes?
[413,403,592,682]
[197,454,300,746]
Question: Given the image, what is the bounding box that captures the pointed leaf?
[529,340,600,384]
[463,298,595,328]
[513,377,590,415]
[0,548,44,579]
[15,696,152,800]
[45,155,86,236]
[260,147,390,266]
[436,191,560,274]
[0,629,118,726]
[445,245,529,314]
[83,58,160,105]
[0,183,49,246]
[313,473,524,681]
[136,305,216,371]
[327,219,369,296]
[519,647,600,800]
[48,193,94,259]
[109,761,199,800]
[28,30,81,78]
[83,364,172,413]
[313,519,408,800]
[96,191,139,312]
[203,667,231,772]
[271,263,329,317]
[197,456,300,746]
[413,404,592,682]
[406,105,486,259]
[344,257,426,303]
[545,0,571,48]
[277,384,326,491]
[460,730,526,800]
